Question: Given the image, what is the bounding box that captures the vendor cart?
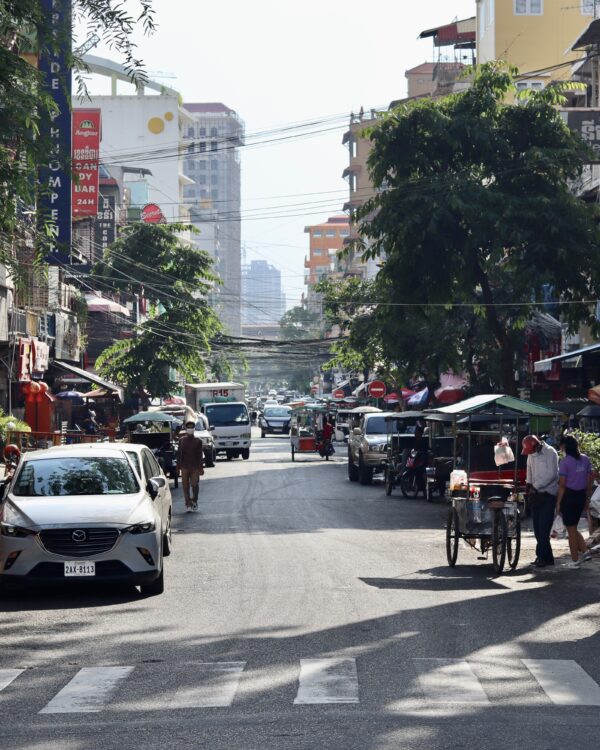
[124,411,182,487]
[426,394,560,574]
[289,404,333,461]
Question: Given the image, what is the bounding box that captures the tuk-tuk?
[123,411,182,487]
[334,409,353,443]
[426,394,561,574]
[289,404,334,461]
[383,412,427,498]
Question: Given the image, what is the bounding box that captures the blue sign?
[38,0,72,265]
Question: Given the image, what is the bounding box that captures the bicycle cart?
[426,394,560,574]
[289,404,333,461]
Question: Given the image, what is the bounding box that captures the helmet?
[3,444,21,461]
[521,435,541,455]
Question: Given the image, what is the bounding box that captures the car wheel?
[140,564,164,597]
[261,431,266,439]
[358,454,373,486]
[242,449,250,460]
[162,513,172,557]
[226,452,233,461]
[348,451,359,482]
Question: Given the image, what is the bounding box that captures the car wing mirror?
[147,478,161,499]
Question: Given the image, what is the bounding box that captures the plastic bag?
[551,514,566,538]
[494,437,515,467]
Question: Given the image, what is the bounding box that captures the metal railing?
[6,429,117,453]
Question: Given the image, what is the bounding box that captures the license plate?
[64,561,96,577]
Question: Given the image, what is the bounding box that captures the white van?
[203,401,251,461]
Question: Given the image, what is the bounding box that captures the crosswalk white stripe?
[39,666,134,714]
[414,659,489,704]
[0,669,25,692]
[294,658,359,705]
[522,659,600,706]
[169,662,246,708]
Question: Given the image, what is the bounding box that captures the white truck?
[185,383,251,461]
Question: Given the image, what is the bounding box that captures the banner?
[72,109,101,217]
[38,0,72,264]
[94,195,116,260]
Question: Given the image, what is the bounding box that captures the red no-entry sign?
[333,389,345,399]
[368,380,387,398]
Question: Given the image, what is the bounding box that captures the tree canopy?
[1,0,155,268]
[92,223,224,397]
[328,63,600,393]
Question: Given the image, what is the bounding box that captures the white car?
[0,444,172,596]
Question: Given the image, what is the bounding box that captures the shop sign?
[38,0,72,264]
[333,389,345,399]
[141,203,165,224]
[563,109,600,163]
[94,195,116,258]
[368,380,387,398]
[17,339,33,382]
[72,109,101,217]
[32,340,50,373]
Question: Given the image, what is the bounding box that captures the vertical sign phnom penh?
[38,0,72,264]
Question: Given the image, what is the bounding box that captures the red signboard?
[368,380,387,398]
[141,203,166,224]
[72,109,101,217]
[333,389,345,399]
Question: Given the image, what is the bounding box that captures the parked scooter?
[400,449,427,498]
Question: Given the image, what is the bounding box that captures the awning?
[85,294,130,316]
[426,393,560,417]
[534,342,600,373]
[52,361,124,402]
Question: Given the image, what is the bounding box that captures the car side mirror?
[209,425,215,431]
[147,478,161,499]
[353,427,362,436]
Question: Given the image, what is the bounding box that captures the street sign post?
[368,380,387,399]
[333,389,345,399]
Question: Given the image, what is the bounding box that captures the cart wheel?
[385,468,394,497]
[400,472,419,499]
[446,507,459,567]
[507,511,521,570]
[492,509,507,574]
[291,445,295,462]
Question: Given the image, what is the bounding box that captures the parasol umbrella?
[123,411,181,425]
[434,385,465,405]
[588,385,600,405]
[164,396,186,406]
[54,390,85,405]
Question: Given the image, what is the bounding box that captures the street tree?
[279,304,322,340]
[351,62,600,394]
[92,223,224,397]
[1,1,155,268]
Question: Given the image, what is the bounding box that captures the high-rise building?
[241,260,286,326]
[303,216,350,314]
[182,103,244,336]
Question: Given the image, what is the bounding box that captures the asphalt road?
[1,429,600,750]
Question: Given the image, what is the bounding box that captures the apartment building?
[182,103,245,336]
[303,217,350,314]
[241,260,286,327]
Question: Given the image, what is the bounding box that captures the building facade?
[182,103,245,336]
[241,260,286,326]
[303,216,350,314]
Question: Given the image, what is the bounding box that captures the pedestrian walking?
[177,419,204,512]
[522,434,559,568]
[557,435,593,569]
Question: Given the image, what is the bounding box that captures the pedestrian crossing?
[1,658,600,714]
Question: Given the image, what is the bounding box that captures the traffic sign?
[333,389,345,399]
[368,380,387,398]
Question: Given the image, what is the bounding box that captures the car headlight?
[127,521,156,534]
[242,432,251,439]
[0,522,35,538]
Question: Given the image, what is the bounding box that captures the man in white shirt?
[523,434,559,568]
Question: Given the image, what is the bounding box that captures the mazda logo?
[71,529,87,543]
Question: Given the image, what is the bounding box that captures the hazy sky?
[85,0,476,306]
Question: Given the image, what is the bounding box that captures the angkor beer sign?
[72,109,101,216]
[39,0,72,264]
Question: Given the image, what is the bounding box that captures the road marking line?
[0,669,25,692]
[414,659,489,704]
[294,658,359,705]
[170,662,246,708]
[522,659,600,706]
[39,666,134,714]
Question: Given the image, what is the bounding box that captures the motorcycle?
[400,449,427,498]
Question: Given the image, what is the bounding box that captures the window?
[198,160,206,170]
[187,126,194,138]
[210,127,218,137]
[211,189,219,199]
[186,144,194,154]
[210,174,218,185]
[211,141,218,151]
[313,249,323,256]
[582,0,594,14]
[13,457,139,496]
[199,142,206,153]
[514,0,542,14]
[211,159,218,170]
[198,175,206,185]
[313,230,322,237]
[516,80,544,91]
[325,230,337,237]
[340,229,350,237]
[205,404,249,426]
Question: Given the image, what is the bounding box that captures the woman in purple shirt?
[556,435,593,568]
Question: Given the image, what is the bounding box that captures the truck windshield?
[206,404,249,427]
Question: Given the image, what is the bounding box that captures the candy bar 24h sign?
[38,0,72,265]
[72,109,101,217]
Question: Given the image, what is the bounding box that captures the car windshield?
[205,404,249,427]
[264,408,290,418]
[365,416,388,435]
[12,457,140,497]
